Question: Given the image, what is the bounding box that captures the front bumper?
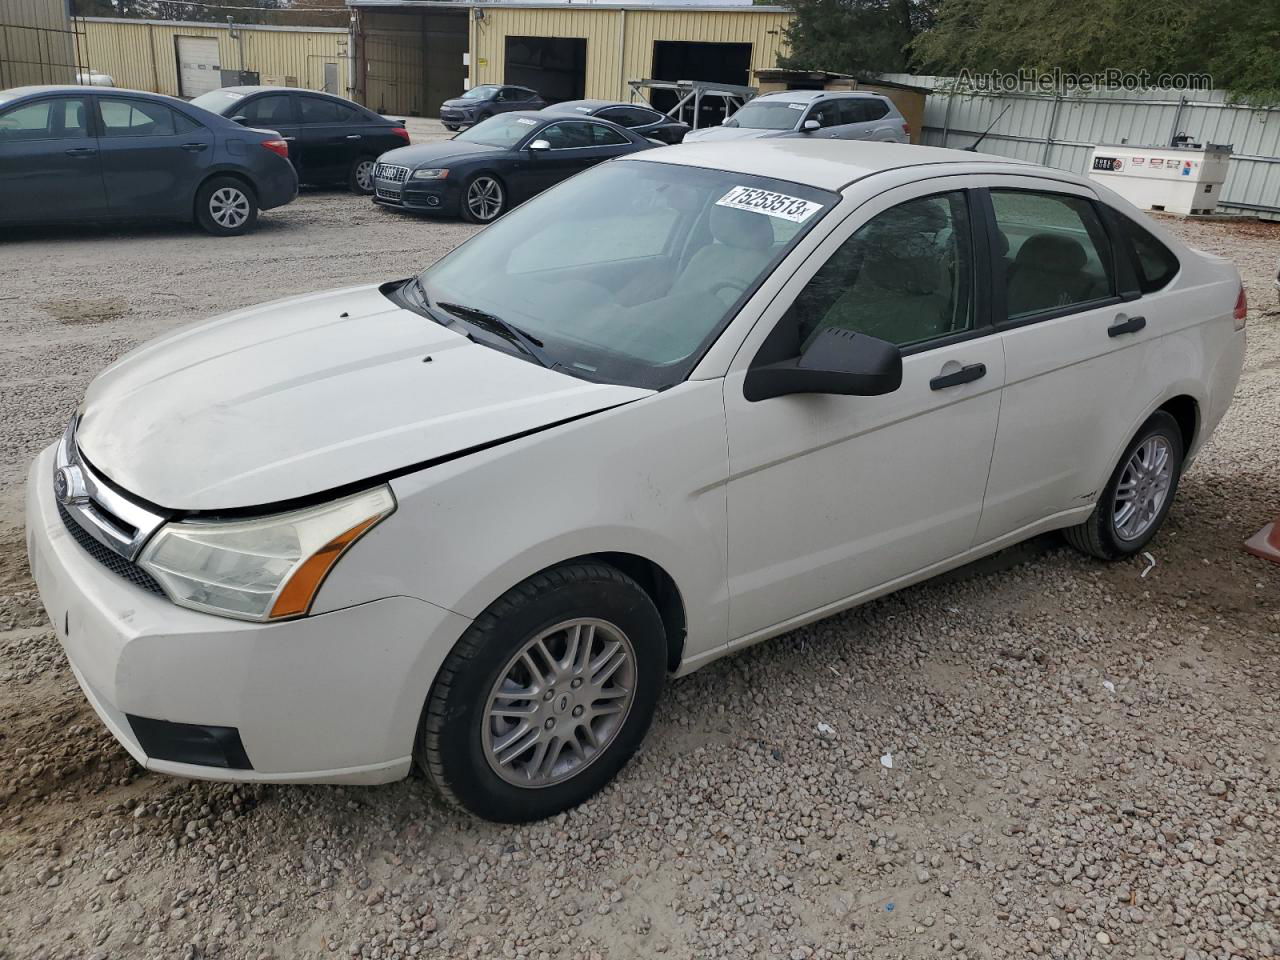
[372,177,461,216]
[26,443,471,784]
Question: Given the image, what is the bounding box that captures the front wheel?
[460,173,505,224]
[1064,411,1184,559]
[349,156,377,194]
[195,177,258,236]
[444,123,459,132]
[416,562,666,822]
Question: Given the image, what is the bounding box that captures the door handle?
[64,147,97,157]
[181,142,208,152]
[1108,315,1146,337]
[344,134,362,140]
[282,136,296,142]
[930,362,987,390]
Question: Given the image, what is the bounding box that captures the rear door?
[976,179,1149,542]
[294,94,363,183]
[0,95,105,223]
[234,92,300,166]
[96,95,214,218]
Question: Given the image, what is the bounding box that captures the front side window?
[588,122,629,146]
[238,94,295,124]
[806,101,841,128]
[783,191,975,352]
[461,84,500,101]
[418,161,836,388]
[0,97,89,141]
[99,98,197,137]
[454,113,538,148]
[991,189,1115,319]
[725,99,806,131]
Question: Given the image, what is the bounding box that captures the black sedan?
[542,100,689,144]
[372,111,654,224]
[191,86,410,194]
[0,85,297,236]
[439,84,545,131]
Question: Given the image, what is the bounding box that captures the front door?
[96,95,214,218]
[521,120,627,198]
[0,95,105,223]
[723,183,1005,639]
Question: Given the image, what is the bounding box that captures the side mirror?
[802,119,820,132]
[528,138,550,151]
[231,115,249,125]
[743,328,902,402]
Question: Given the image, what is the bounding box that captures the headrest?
[995,230,1010,257]
[709,204,773,251]
[1015,233,1087,273]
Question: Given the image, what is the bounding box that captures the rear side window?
[299,97,357,123]
[864,98,890,121]
[990,189,1116,319]
[600,105,660,128]
[1111,213,1180,292]
[0,97,89,140]
[99,98,199,137]
[239,94,296,124]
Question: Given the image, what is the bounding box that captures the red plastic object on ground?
[1245,517,1280,564]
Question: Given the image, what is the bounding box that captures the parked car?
[191,86,410,194]
[440,84,545,131]
[371,111,653,223]
[684,90,909,143]
[28,140,1245,822]
[0,85,296,235]
[541,99,688,144]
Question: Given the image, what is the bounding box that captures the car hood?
[376,141,502,169]
[683,126,789,142]
[76,285,652,512]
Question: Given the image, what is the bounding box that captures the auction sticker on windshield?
[716,186,824,223]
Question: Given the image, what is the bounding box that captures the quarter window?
[785,191,975,351]
[1111,213,1180,293]
[588,122,629,146]
[99,98,198,137]
[0,97,90,140]
[990,189,1115,319]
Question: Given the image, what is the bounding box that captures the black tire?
[348,155,377,195]
[444,123,459,132]
[459,172,506,224]
[416,562,666,823]
[1063,411,1184,560]
[194,176,258,236]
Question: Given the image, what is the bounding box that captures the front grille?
[57,501,165,596]
[375,186,402,202]
[375,163,408,183]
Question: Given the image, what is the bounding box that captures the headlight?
[139,486,395,622]
[411,168,449,180]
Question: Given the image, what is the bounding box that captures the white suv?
[685,90,909,143]
[27,140,1245,821]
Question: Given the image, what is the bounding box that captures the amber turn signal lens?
[269,515,383,619]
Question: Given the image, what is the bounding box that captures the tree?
[779,0,936,77]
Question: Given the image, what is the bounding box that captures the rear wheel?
[1064,411,1184,559]
[444,123,459,132]
[416,562,666,822]
[460,173,505,224]
[348,156,377,194]
[194,176,258,236]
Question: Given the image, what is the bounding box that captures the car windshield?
[461,85,499,101]
[725,100,806,130]
[418,160,837,389]
[454,113,539,148]
[189,90,245,115]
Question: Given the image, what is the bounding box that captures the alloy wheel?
[209,187,250,229]
[1113,435,1174,541]
[482,618,636,788]
[466,176,503,222]
[354,159,375,192]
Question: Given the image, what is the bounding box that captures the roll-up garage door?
[175,36,222,98]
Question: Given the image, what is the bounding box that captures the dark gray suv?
[0,86,298,236]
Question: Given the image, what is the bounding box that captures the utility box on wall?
[1088,144,1232,216]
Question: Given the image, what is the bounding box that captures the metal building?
[348,0,791,118]
[1,0,82,88]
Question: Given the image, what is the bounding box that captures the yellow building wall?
[78,17,348,98]
[1,0,78,87]
[470,7,792,102]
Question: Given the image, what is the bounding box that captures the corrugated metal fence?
[1,0,82,87]
[880,74,1280,221]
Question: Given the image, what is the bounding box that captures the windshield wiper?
[436,301,554,369]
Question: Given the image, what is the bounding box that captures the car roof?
[756,89,886,103]
[546,99,652,113]
[625,138,1048,192]
[1,84,155,99]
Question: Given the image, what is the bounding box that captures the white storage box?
[1087,144,1231,216]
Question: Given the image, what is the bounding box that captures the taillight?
[902,122,911,136]
[1233,284,1247,331]
[391,126,410,143]
[260,138,289,159]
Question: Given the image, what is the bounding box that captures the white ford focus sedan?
[27,140,1246,821]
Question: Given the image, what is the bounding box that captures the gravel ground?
[0,170,1278,960]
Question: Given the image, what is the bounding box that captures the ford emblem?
[54,465,88,506]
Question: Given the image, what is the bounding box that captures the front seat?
[672,205,775,304]
[1006,233,1092,317]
